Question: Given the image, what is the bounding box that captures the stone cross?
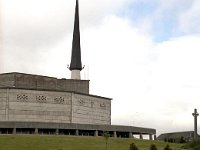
[192,108,199,139]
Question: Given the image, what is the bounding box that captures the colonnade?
[0,128,156,140]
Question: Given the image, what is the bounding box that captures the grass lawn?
[0,135,184,150]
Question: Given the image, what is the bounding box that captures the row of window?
[16,94,65,104]
[16,95,107,109]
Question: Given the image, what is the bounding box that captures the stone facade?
[0,72,89,94]
[72,93,111,125]
[0,72,156,138]
[0,87,111,125]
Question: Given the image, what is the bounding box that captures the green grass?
[183,139,200,150]
[0,135,184,150]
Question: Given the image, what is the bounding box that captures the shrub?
[194,145,200,150]
[150,144,157,150]
[164,144,172,150]
[129,142,138,150]
[179,136,186,143]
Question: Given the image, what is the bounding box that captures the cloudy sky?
[1,0,200,136]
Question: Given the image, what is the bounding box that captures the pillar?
[114,131,117,138]
[13,128,16,134]
[95,130,98,137]
[154,135,157,140]
[192,108,199,139]
[149,134,153,140]
[35,128,38,134]
[140,133,143,140]
[75,129,79,136]
[56,129,59,135]
[129,132,133,138]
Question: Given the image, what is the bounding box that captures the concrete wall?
[7,89,72,123]
[0,73,89,94]
[0,73,15,87]
[0,89,111,125]
[0,89,6,121]
[72,93,111,125]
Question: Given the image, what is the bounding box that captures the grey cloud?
[2,0,132,53]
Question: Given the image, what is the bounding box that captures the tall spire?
[70,0,82,71]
